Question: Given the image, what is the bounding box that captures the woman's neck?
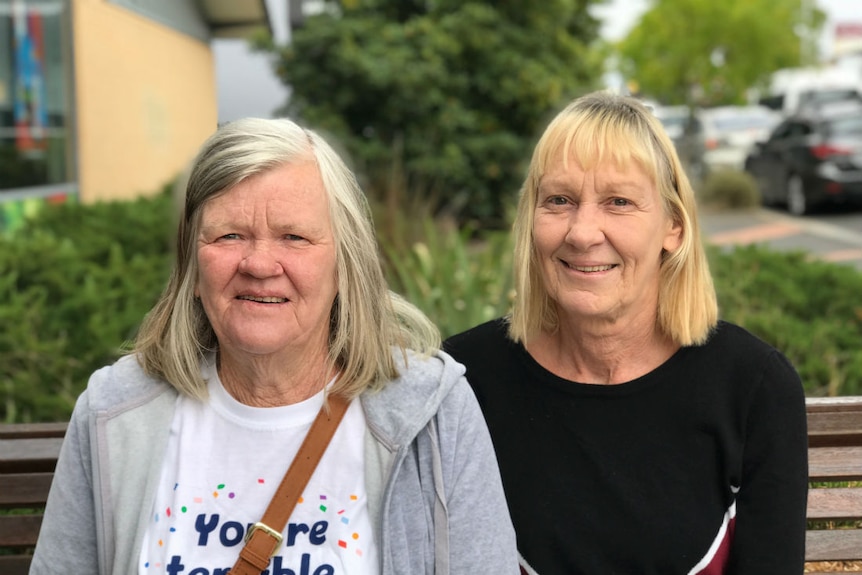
[527,317,679,385]
[216,348,334,407]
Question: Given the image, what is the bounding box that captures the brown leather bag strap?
[230,394,351,575]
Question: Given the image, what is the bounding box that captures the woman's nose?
[237,242,283,277]
[564,204,605,249]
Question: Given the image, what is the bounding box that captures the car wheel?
[787,174,807,216]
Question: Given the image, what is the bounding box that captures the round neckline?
[200,354,329,430]
[514,340,689,397]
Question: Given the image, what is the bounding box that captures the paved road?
[700,208,862,271]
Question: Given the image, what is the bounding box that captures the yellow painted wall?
[72,0,218,203]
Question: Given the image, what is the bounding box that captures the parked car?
[744,100,862,215]
[700,105,782,172]
[653,105,706,181]
[760,66,862,117]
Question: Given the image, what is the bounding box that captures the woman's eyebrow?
[539,176,579,191]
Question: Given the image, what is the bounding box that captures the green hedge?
[2,192,861,422]
[709,244,862,397]
[1,191,174,422]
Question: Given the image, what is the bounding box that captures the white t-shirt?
[139,359,379,575]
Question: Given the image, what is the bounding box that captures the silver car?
[700,106,781,172]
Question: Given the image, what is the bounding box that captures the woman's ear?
[663,215,683,253]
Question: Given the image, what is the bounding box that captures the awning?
[198,0,273,39]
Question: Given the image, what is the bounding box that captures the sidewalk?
[699,208,862,271]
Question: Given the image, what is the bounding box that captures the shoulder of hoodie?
[360,347,470,445]
[80,353,176,416]
[81,350,471,441]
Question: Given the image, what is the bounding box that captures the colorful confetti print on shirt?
[143,478,371,568]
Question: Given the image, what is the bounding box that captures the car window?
[712,114,776,132]
[769,121,793,140]
[759,94,784,111]
[655,108,692,139]
[800,89,860,107]
[827,115,862,136]
[660,116,687,129]
[788,122,812,137]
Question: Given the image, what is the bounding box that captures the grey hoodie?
[30,350,518,575]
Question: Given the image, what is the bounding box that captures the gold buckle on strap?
[245,522,284,558]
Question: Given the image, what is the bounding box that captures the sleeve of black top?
[728,349,808,574]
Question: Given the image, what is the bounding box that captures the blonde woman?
[445,92,807,574]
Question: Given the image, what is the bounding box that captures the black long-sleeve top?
[444,319,808,575]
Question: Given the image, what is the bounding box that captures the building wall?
[72,0,217,203]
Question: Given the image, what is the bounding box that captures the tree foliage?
[257,0,605,225]
[616,0,825,106]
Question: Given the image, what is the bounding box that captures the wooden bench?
[0,422,66,575]
[805,396,862,573]
[1,398,860,573]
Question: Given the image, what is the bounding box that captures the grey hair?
[134,117,440,399]
[509,91,717,346]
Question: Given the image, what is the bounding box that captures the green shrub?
[380,217,514,339]
[0,191,174,422]
[13,188,177,262]
[4,189,862,423]
[698,169,761,210]
[369,164,515,338]
[708,244,862,396]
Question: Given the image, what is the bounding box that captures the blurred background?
[3,0,862,424]
[2,0,860,224]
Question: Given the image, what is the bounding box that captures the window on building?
[0,0,73,196]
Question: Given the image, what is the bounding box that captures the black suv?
[744,99,862,215]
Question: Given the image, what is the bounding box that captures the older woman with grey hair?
[445,91,808,574]
[32,118,518,575]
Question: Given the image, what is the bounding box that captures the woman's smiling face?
[194,161,338,360]
[533,152,682,329]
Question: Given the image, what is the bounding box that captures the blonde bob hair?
[509,91,717,346]
[134,117,440,399]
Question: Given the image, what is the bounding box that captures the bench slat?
[806,569,862,575]
[0,437,63,474]
[0,555,32,575]
[0,422,67,440]
[0,473,54,508]
[805,529,862,562]
[807,408,862,430]
[806,397,862,412]
[0,514,42,547]
[806,397,862,448]
[808,431,862,448]
[808,487,862,521]
[808,446,862,482]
